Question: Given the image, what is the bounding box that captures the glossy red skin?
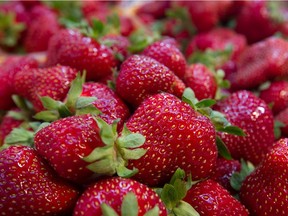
[81,82,130,128]
[14,65,77,112]
[24,5,61,52]
[116,55,185,107]
[142,38,187,79]
[215,90,275,165]
[259,81,288,115]
[46,29,117,81]
[34,114,104,184]
[229,37,288,90]
[210,157,241,194]
[126,93,217,187]
[184,179,249,216]
[184,63,217,100]
[275,107,288,137]
[186,28,247,61]
[0,145,79,216]
[240,138,288,215]
[73,177,168,216]
[0,56,38,110]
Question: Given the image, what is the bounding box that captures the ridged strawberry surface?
[0,145,79,216]
[126,93,217,186]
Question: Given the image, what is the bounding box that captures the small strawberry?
[46,28,117,81]
[183,63,217,100]
[73,177,167,216]
[14,65,77,112]
[215,90,275,165]
[136,1,171,19]
[125,92,217,186]
[240,138,288,215]
[115,55,186,107]
[142,37,187,79]
[0,145,79,216]
[259,80,288,114]
[183,179,249,216]
[229,37,288,90]
[275,107,288,137]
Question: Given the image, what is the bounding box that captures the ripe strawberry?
[73,177,167,216]
[142,38,187,79]
[0,145,79,216]
[14,65,77,112]
[81,82,130,128]
[183,179,249,216]
[240,138,288,215]
[24,5,61,52]
[229,37,288,90]
[46,29,117,81]
[259,81,288,114]
[115,55,186,107]
[215,90,274,165]
[126,92,217,186]
[0,55,38,110]
[136,1,171,19]
[275,107,288,137]
[209,157,241,194]
[183,63,217,100]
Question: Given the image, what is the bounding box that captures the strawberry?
[142,38,187,79]
[46,29,117,81]
[0,145,79,216]
[73,177,167,216]
[136,1,171,19]
[183,179,249,216]
[183,63,217,100]
[229,37,288,90]
[275,107,288,137]
[259,81,288,114]
[81,82,130,128]
[0,55,38,110]
[240,138,288,215]
[125,92,217,186]
[23,5,61,52]
[215,90,275,165]
[14,65,77,112]
[115,55,186,107]
[209,157,241,194]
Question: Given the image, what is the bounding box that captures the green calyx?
[156,168,200,216]
[34,72,101,122]
[83,117,146,178]
[101,192,160,216]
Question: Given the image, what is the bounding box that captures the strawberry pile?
[1,0,288,215]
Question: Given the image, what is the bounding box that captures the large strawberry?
[115,55,185,107]
[142,38,187,79]
[46,28,117,81]
[14,65,77,112]
[73,177,167,216]
[125,92,217,186]
[184,179,249,216]
[0,145,79,216]
[240,138,288,215]
[215,90,275,165]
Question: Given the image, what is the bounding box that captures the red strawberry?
[116,55,186,107]
[275,107,288,137]
[0,145,79,216]
[210,157,241,194]
[81,82,130,128]
[229,37,288,90]
[0,55,38,110]
[259,81,288,114]
[215,90,275,165]
[184,63,217,100]
[46,29,117,81]
[136,1,171,19]
[240,138,288,215]
[24,5,61,52]
[142,38,187,79]
[126,92,217,186]
[73,177,167,216]
[14,65,77,112]
[183,179,249,216]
